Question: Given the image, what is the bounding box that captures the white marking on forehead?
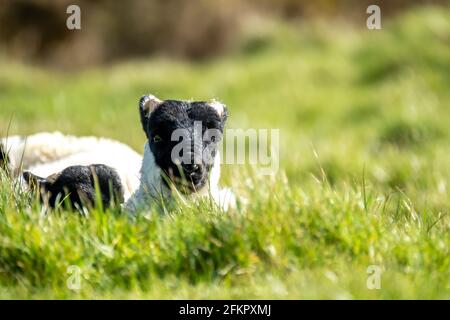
[209,99,226,117]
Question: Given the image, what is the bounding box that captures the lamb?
[0,94,235,212]
[124,94,235,212]
[0,131,142,201]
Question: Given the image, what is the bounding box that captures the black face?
[141,99,227,193]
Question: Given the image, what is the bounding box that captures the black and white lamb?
[0,94,235,212]
[125,94,235,212]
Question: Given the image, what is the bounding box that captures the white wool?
[141,94,162,116]
[124,143,165,212]
[209,99,226,117]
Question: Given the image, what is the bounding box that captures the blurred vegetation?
[0,4,449,299]
[0,0,448,68]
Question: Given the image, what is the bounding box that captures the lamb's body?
[2,131,235,212]
[2,132,142,201]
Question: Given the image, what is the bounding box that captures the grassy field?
[0,7,449,299]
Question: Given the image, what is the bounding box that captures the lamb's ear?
[139,94,162,137]
[209,100,228,124]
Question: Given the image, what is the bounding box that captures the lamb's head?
[139,94,227,194]
[23,164,124,210]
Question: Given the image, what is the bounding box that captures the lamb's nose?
[191,164,199,174]
[182,163,202,176]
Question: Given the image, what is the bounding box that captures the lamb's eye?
[211,136,217,143]
[153,135,162,143]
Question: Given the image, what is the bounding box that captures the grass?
[0,6,449,299]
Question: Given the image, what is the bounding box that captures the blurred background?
[0,0,448,68]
